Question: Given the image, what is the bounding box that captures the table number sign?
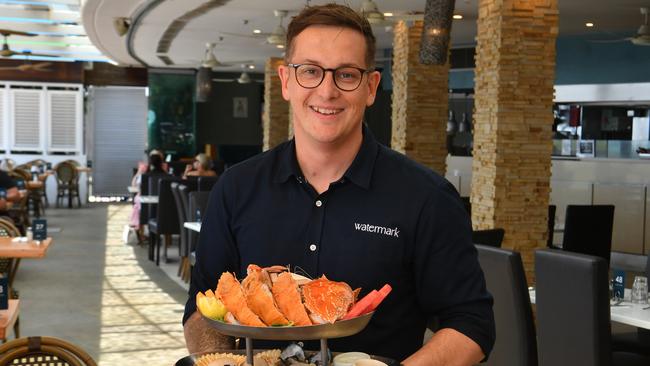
[0,274,7,310]
[613,269,626,300]
[33,219,47,241]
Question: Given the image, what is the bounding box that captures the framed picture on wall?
[233,97,248,118]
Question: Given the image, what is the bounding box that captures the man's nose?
[316,71,341,98]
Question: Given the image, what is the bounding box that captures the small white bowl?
[354,359,387,366]
[333,352,371,366]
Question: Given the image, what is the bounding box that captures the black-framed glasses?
[287,63,371,91]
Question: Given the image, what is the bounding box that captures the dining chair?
[0,336,96,366]
[188,191,210,277]
[0,218,21,298]
[562,204,614,266]
[472,228,505,248]
[171,182,189,282]
[148,176,181,265]
[198,176,219,192]
[476,245,537,366]
[53,162,80,208]
[535,249,650,366]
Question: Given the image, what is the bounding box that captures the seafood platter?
[195,265,392,366]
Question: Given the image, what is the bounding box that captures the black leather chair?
[147,172,167,219]
[172,181,198,282]
[476,245,537,366]
[188,191,211,273]
[148,176,181,265]
[562,204,614,265]
[198,176,219,192]
[536,249,650,366]
[611,254,650,356]
[138,173,151,233]
[472,228,505,248]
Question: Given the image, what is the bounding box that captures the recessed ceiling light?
[585,22,594,27]
[276,44,284,49]
[253,29,261,34]
[248,64,255,69]
[383,12,393,17]
[453,14,463,20]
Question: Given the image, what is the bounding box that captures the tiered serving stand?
[201,313,374,366]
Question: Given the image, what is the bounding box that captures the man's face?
[278,26,381,147]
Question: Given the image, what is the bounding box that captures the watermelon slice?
[342,290,379,320]
[364,284,392,314]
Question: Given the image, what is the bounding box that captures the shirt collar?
[273,124,379,189]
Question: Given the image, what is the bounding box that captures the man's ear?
[277,65,291,101]
[365,70,381,107]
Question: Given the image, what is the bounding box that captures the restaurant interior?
[1,0,650,365]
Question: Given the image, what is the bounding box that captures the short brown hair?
[285,3,376,69]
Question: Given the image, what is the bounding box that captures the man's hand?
[184,311,235,354]
[402,328,484,366]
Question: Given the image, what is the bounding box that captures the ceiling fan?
[195,41,252,69]
[591,7,650,46]
[0,62,52,72]
[221,10,288,47]
[213,65,264,84]
[360,0,424,26]
[0,29,58,58]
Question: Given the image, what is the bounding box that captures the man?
[0,169,20,213]
[184,4,494,365]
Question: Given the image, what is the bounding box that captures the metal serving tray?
[203,312,373,340]
[175,350,398,366]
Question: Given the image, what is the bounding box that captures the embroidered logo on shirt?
[354,223,400,238]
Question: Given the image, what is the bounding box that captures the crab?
[301,276,359,324]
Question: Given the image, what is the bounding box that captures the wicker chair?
[54,162,80,208]
[0,337,97,366]
[0,218,21,299]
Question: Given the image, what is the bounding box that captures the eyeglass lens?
[294,64,364,91]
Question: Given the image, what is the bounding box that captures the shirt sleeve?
[412,181,495,359]
[0,172,17,190]
[183,174,241,324]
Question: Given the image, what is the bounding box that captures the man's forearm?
[402,328,484,366]
[184,311,235,354]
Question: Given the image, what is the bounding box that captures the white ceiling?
[1,0,649,70]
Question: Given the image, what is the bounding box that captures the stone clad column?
[391,21,448,174]
[471,0,558,280]
[263,57,290,151]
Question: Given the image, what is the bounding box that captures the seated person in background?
[0,169,21,213]
[129,151,168,243]
[183,153,218,179]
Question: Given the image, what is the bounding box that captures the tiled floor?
[13,203,190,366]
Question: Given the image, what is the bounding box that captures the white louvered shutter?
[48,91,80,152]
[11,89,42,151]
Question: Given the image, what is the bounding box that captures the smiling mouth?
[310,106,343,116]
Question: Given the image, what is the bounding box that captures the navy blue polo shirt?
[185,127,495,362]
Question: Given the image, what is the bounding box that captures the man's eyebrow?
[300,59,364,68]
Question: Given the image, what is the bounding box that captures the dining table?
[184,221,201,233]
[0,237,53,295]
[529,288,650,330]
[139,195,158,204]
